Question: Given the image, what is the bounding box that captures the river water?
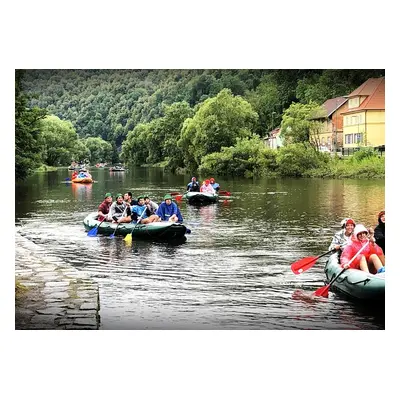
[15,167,385,329]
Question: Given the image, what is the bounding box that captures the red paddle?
[313,240,369,297]
[174,195,183,201]
[170,191,181,196]
[291,249,336,274]
[219,190,231,196]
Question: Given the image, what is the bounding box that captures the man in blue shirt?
[156,194,184,223]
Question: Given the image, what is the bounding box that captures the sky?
[2,1,399,399]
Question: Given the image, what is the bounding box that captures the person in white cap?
[340,224,385,273]
[329,218,356,251]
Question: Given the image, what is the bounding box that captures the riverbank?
[15,231,100,330]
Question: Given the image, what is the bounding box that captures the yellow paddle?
[124,207,147,244]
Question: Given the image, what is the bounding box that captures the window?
[345,134,353,144]
[354,133,363,143]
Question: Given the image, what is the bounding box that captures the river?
[15,167,385,329]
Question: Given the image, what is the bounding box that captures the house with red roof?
[341,77,385,150]
[310,96,348,152]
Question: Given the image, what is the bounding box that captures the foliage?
[296,69,385,104]
[351,147,376,162]
[39,115,81,166]
[85,137,113,164]
[304,152,385,179]
[18,69,385,178]
[280,102,325,146]
[199,136,277,178]
[121,123,151,165]
[275,143,328,177]
[15,70,47,180]
[179,89,258,171]
[245,75,281,135]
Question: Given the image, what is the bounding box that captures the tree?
[245,76,281,135]
[178,89,258,171]
[280,102,325,146]
[15,70,47,180]
[85,137,113,164]
[39,115,80,166]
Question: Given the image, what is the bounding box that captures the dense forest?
[16,69,385,180]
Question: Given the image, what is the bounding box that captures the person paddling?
[340,224,385,274]
[329,218,355,252]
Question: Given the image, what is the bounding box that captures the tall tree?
[15,70,47,180]
[179,89,258,171]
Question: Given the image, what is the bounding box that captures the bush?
[199,136,277,177]
[276,143,328,176]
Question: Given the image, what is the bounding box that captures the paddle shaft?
[124,207,148,240]
[315,240,370,296]
[110,203,129,237]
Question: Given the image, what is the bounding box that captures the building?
[310,96,348,152]
[341,77,385,150]
[264,128,283,149]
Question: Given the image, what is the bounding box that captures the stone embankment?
[15,232,100,329]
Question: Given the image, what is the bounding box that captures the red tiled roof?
[344,77,385,113]
[322,96,347,117]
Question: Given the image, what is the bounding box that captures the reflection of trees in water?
[71,183,93,201]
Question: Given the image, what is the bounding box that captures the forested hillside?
[17,69,385,179]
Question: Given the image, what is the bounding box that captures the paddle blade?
[219,190,231,196]
[175,195,183,201]
[313,285,330,298]
[291,256,318,274]
[87,227,98,237]
[123,233,132,243]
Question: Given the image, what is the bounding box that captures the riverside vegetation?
[16,69,385,181]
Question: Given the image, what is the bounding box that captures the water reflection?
[71,182,93,201]
[15,168,385,329]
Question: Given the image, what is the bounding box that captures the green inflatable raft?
[83,212,187,242]
[184,191,218,205]
[324,253,385,301]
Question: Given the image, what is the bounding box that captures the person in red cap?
[329,218,356,251]
[209,177,220,193]
[200,179,216,194]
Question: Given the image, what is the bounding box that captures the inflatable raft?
[72,177,93,183]
[184,191,218,205]
[324,253,385,302]
[83,212,187,241]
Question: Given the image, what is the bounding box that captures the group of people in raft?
[98,192,183,225]
[329,210,386,274]
[186,177,220,194]
[72,169,92,180]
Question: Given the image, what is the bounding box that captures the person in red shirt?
[98,193,113,221]
[340,224,385,273]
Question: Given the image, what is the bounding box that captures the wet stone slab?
[15,232,100,330]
